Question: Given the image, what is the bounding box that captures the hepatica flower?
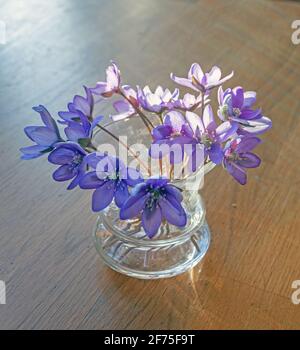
[21,61,272,239]
[90,62,120,97]
[120,178,187,238]
[223,136,261,185]
[186,105,237,164]
[20,105,62,159]
[58,86,93,123]
[137,85,179,113]
[111,85,137,121]
[218,86,272,135]
[151,110,196,163]
[172,93,203,110]
[63,111,103,143]
[171,63,233,93]
[48,142,86,190]
[58,87,103,143]
[79,154,142,211]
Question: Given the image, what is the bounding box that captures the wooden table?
[0,0,300,329]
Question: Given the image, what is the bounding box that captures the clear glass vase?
[92,117,215,279]
[93,162,215,279]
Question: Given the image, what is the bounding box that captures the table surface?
[1,0,300,330]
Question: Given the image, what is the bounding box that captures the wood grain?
[0,0,300,329]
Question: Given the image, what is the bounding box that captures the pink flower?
[171,63,233,93]
[90,62,120,97]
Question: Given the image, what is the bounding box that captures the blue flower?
[79,154,143,211]
[20,105,62,160]
[48,142,87,190]
[63,111,103,143]
[223,136,261,185]
[58,86,94,123]
[58,86,103,143]
[218,86,272,135]
[120,178,187,238]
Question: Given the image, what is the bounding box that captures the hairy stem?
[118,89,154,133]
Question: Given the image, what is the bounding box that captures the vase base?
[93,217,211,280]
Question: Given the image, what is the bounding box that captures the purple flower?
[218,86,272,135]
[110,85,137,121]
[171,63,233,93]
[120,178,187,238]
[137,85,179,113]
[57,87,103,143]
[186,105,237,164]
[90,62,120,97]
[20,105,62,160]
[151,111,196,164]
[58,86,94,123]
[63,112,103,143]
[79,154,142,211]
[223,136,261,185]
[48,142,87,190]
[172,93,203,111]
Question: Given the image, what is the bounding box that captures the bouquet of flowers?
[21,62,272,238]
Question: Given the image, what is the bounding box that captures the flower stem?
[201,92,205,118]
[118,89,154,133]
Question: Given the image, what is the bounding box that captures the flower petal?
[79,171,104,189]
[208,143,223,165]
[29,126,58,146]
[216,121,238,142]
[152,125,173,140]
[114,181,129,208]
[159,197,187,227]
[206,66,222,84]
[236,152,261,168]
[206,70,234,90]
[92,180,115,211]
[89,82,108,96]
[236,137,261,152]
[20,144,50,155]
[203,104,217,131]
[48,147,75,165]
[64,123,87,141]
[170,73,199,91]
[32,105,59,134]
[120,190,149,220]
[225,160,247,185]
[243,91,256,108]
[52,164,75,182]
[231,87,244,109]
[67,167,85,190]
[189,63,204,82]
[58,111,80,122]
[239,108,262,120]
[142,206,162,238]
[186,111,204,134]
[165,184,183,203]
[73,95,91,116]
[238,116,272,135]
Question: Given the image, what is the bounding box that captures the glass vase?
[92,117,215,279]
[93,162,215,279]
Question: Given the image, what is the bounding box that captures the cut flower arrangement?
[20,62,272,278]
